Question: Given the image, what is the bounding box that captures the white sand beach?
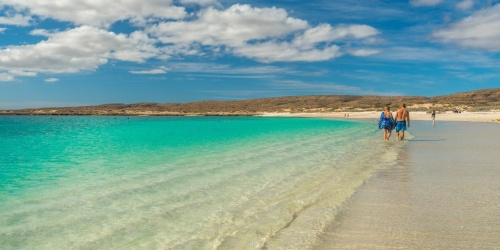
[261,111,500,123]
[259,112,500,249]
[313,121,500,249]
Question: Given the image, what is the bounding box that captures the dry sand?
[261,111,500,123]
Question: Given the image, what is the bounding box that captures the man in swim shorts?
[395,103,410,140]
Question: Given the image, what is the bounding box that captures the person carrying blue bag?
[378,105,396,141]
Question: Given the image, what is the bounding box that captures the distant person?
[431,110,436,126]
[395,103,410,140]
[378,105,396,141]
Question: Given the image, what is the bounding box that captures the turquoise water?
[0,116,401,249]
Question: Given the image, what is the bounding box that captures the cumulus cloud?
[433,4,500,51]
[410,0,442,7]
[456,0,475,10]
[149,4,308,46]
[0,13,32,26]
[0,26,158,74]
[0,2,382,76]
[0,27,6,33]
[149,4,380,62]
[112,31,159,62]
[2,0,186,27]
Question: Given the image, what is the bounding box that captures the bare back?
[396,108,409,122]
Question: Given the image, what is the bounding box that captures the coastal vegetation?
[1,88,499,116]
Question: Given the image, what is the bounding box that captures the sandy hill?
[1,88,499,116]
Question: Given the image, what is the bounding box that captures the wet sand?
[315,121,500,249]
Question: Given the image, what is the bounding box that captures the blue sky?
[1,0,499,109]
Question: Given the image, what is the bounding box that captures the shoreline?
[260,111,500,123]
[2,110,500,123]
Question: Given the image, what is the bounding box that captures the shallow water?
[0,116,402,249]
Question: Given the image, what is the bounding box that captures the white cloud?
[30,29,53,37]
[0,73,15,81]
[1,2,381,68]
[0,26,158,74]
[292,24,380,49]
[2,0,186,27]
[149,4,308,46]
[44,78,59,82]
[180,0,221,7]
[130,68,167,74]
[112,31,159,62]
[433,4,500,51]
[233,42,342,63]
[149,4,379,62]
[410,0,442,7]
[456,0,475,10]
[0,13,32,26]
[348,49,381,57]
[0,27,6,33]
[9,70,37,76]
[330,25,381,39]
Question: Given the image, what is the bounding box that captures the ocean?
[0,116,402,249]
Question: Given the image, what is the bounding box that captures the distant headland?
[1,88,499,116]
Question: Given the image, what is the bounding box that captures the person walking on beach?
[395,103,410,140]
[378,105,396,141]
[431,110,436,126]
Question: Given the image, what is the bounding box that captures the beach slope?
[315,121,500,249]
